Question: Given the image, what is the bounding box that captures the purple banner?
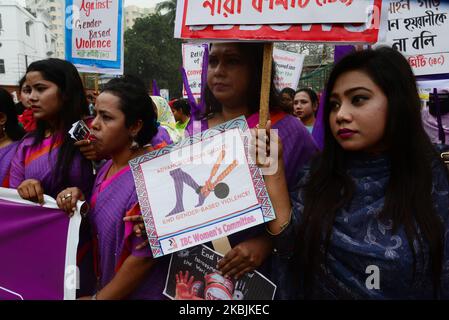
[0,188,80,300]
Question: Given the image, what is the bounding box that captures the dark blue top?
[274,154,449,299]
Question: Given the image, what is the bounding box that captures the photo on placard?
[163,244,276,300]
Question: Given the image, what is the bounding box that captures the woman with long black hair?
[262,47,449,299]
[9,58,95,203]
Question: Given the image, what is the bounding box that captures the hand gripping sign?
[129,117,276,258]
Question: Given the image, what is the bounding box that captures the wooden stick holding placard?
[94,73,99,96]
[259,43,274,129]
[211,43,273,256]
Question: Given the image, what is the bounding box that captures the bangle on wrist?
[266,207,292,236]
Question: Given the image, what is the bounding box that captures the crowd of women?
[0,43,448,299]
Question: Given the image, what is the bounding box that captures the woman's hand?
[56,187,85,216]
[17,179,45,205]
[217,234,273,280]
[123,215,148,250]
[250,120,284,175]
[74,139,100,161]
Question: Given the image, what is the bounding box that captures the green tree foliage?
[156,0,177,25]
[124,13,182,98]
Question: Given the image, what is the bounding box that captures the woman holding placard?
[57,76,169,300]
[128,42,318,296]
[261,47,449,299]
[9,59,95,204]
[125,43,315,290]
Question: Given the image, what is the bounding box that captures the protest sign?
[273,48,305,91]
[65,0,124,74]
[384,0,449,75]
[129,116,276,258]
[185,0,373,26]
[0,188,82,300]
[164,244,276,300]
[182,43,207,98]
[160,89,170,101]
[175,0,384,43]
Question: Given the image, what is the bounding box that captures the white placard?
[383,0,449,76]
[185,0,375,26]
[182,43,207,98]
[273,48,305,91]
[129,117,276,257]
[65,0,124,74]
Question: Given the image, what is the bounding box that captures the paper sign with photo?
[163,244,276,300]
[69,120,91,142]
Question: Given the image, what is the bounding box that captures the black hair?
[297,47,447,298]
[280,87,296,99]
[296,87,319,108]
[172,98,191,116]
[0,88,25,141]
[19,75,26,90]
[16,75,29,114]
[26,58,91,187]
[203,42,280,118]
[102,76,158,146]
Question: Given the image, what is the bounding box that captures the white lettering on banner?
[175,0,383,43]
[186,0,372,25]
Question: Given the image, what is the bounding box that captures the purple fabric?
[312,91,326,151]
[152,79,160,96]
[9,135,95,199]
[181,44,209,120]
[181,67,199,115]
[0,198,72,300]
[272,115,318,190]
[184,118,209,138]
[151,126,173,146]
[334,45,355,63]
[89,160,169,300]
[0,142,19,186]
[198,44,209,116]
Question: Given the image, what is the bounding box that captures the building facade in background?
[124,5,154,30]
[26,0,64,58]
[0,0,55,92]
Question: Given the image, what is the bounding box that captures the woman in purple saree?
[57,76,169,300]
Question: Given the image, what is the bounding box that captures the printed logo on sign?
[169,238,178,250]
